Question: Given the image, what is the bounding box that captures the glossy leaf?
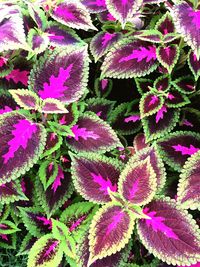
[0,112,46,184]
[71,153,123,203]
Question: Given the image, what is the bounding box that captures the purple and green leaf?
[140,92,164,118]
[27,234,63,267]
[188,50,200,81]
[156,45,179,73]
[66,112,121,153]
[50,0,97,31]
[118,158,157,205]
[94,78,113,98]
[0,112,46,185]
[137,198,200,266]
[135,78,153,95]
[153,75,171,92]
[0,180,27,204]
[88,203,135,265]
[177,150,200,210]
[29,46,89,104]
[171,76,196,94]
[101,38,158,79]
[71,153,123,203]
[156,131,200,171]
[81,0,107,13]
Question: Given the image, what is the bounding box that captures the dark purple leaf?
[94,78,113,98]
[50,0,97,31]
[46,22,84,47]
[142,107,180,141]
[156,131,200,171]
[42,132,62,158]
[135,78,153,95]
[66,113,121,153]
[134,133,149,151]
[27,234,63,267]
[9,89,40,110]
[81,0,107,13]
[140,92,164,118]
[0,112,46,184]
[0,180,27,204]
[177,150,200,210]
[90,31,122,62]
[101,39,158,79]
[154,75,171,92]
[172,76,196,94]
[172,3,200,58]
[155,12,175,35]
[0,91,19,114]
[165,90,190,108]
[88,203,134,265]
[71,153,123,203]
[29,46,89,103]
[156,45,179,73]
[118,158,157,205]
[106,0,141,27]
[188,50,200,81]
[137,198,200,266]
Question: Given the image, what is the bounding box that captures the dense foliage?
[0,0,199,266]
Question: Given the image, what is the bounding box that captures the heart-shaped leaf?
[0,112,46,185]
[101,38,158,79]
[140,92,164,118]
[50,0,97,31]
[41,98,68,114]
[29,46,89,103]
[88,203,134,265]
[66,113,121,153]
[71,153,123,203]
[155,12,175,35]
[135,78,153,95]
[137,198,200,266]
[118,158,157,205]
[177,150,200,210]
[153,75,171,92]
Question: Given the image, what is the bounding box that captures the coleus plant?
[0,0,200,266]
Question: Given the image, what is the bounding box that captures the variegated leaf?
[81,0,107,13]
[41,98,68,114]
[101,38,158,79]
[9,89,40,110]
[137,198,200,266]
[177,150,200,210]
[171,76,196,95]
[88,203,134,265]
[156,131,200,171]
[71,153,123,203]
[66,113,121,153]
[156,45,179,73]
[29,46,89,104]
[188,50,200,81]
[0,112,46,185]
[50,0,97,31]
[118,158,157,205]
[90,31,122,62]
[140,92,164,118]
[27,234,63,267]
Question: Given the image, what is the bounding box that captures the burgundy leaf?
[188,50,200,81]
[154,75,171,92]
[172,76,196,94]
[0,112,46,184]
[135,78,153,95]
[66,113,121,153]
[140,92,164,118]
[71,153,122,203]
[156,45,179,73]
[155,12,175,35]
[50,0,97,31]
[81,0,107,13]
[156,131,200,171]
[0,91,19,114]
[165,90,190,108]
[101,39,158,79]
[118,158,157,205]
[137,198,200,266]
[88,203,134,265]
